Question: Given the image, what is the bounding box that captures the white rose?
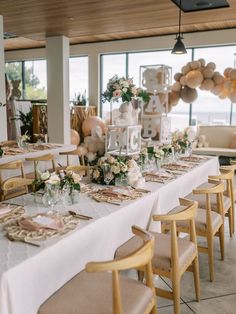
[41,171,50,181]
[72,172,81,184]
[121,165,128,172]
[123,81,129,88]
[122,87,128,93]
[48,174,60,185]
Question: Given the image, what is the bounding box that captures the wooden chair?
[38,226,157,314]
[0,160,32,201]
[59,148,85,167]
[163,180,225,282]
[208,167,235,236]
[0,140,17,147]
[66,165,93,177]
[25,153,56,179]
[116,199,200,314]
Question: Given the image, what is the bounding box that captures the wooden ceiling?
[2,0,236,51]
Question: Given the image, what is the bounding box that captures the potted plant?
[13,107,33,142]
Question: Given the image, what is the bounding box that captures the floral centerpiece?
[91,154,140,185]
[102,75,150,103]
[17,131,31,147]
[33,170,81,193]
[172,127,196,154]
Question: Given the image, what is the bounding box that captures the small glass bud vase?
[115,175,128,186]
[42,183,59,208]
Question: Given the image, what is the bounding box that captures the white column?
[46,36,70,144]
[88,51,99,112]
[0,16,7,141]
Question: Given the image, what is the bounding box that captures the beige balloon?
[171,81,182,92]
[213,74,224,85]
[202,67,214,79]
[174,72,182,81]
[206,62,216,70]
[180,86,198,103]
[82,116,105,137]
[185,70,203,89]
[224,67,232,78]
[190,60,201,70]
[201,79,215,91]
[181,65,191,75]
[180,75,187,86]
[229,69,236,80]
[198,58,206,67]
[169,91,180,106]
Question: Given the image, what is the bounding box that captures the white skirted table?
[0,157,219,314]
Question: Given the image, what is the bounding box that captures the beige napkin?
[18,215,64,231]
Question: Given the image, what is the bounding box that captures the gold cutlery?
[68,210,93,220]
[7,234,40,247]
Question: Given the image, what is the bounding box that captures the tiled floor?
[157,211,236,313]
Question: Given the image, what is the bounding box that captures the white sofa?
[193,125,236,157]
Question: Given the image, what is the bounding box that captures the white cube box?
[142,116,171,144]
[140,64,172,93]
[106,125,142,156]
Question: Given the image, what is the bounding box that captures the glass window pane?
[192,46,236,125]
[101,53,126,119]
[25,60,47,100]
[128,50,192,130]
[5,62,23,98]
[70,56,88,103]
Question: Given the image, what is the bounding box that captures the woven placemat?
[5,213,79,241]
[0,206,25,224]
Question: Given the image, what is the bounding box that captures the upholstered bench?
[193,125,236,158]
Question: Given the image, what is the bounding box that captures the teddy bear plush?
[10,80,21,99]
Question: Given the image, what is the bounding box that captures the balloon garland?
[168,58,235,108]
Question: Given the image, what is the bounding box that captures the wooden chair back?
[66,165,93,177]
[59,149,85,166]
[209,168,234,203]
[25,153,56,179]
[153,199,197,272]
[0,140,17,147]
[2,177,32,200]
[86,225,156,314]
[0,160,28,201]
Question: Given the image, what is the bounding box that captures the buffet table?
[0,156,219,314]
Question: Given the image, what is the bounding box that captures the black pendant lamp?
[171,0,187,54]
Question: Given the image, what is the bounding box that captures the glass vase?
[42,183,59,208]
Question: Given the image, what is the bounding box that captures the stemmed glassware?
[102,163,112,185]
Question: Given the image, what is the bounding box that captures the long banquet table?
[0,156,219,314]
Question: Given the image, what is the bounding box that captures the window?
[24,60,47,100]
[101,53,127,119]
[5,61,23,97]
[69,56,88,103]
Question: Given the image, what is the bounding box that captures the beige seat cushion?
[192,147,236,157]
[163,208,222,234]
[185,182,231,214]
[116,232,196,273]
[38,271,154,314]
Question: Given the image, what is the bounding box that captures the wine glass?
[102,163,112,185]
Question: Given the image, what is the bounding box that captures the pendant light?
[171,0,187,54]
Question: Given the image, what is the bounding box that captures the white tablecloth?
[0,144,77,180]
[0,157,219,314]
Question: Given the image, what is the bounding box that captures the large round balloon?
[180,86,198,103]
[82,116,105,137]
[70,129,80,146]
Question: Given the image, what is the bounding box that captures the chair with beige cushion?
[0,160,32,201]
[116,199,200,314]
[208,167,235,236]
[59,148,85,167]
[38,226,157,314]
[163,180,225,282]
[66,165,93,177]
[25,153,56,179]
